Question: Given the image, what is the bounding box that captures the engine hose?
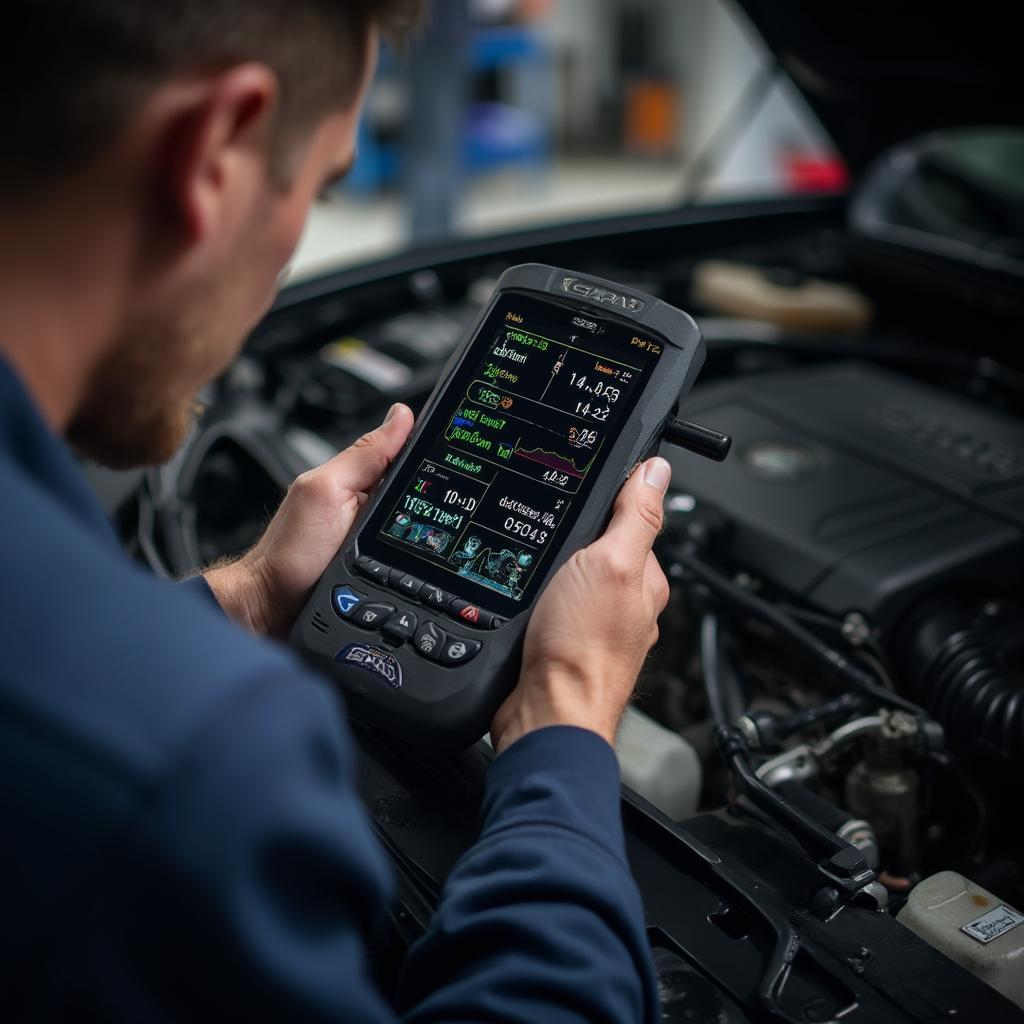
[699,613,746,728]
[904,601,1024,761]
[679,550,938,730]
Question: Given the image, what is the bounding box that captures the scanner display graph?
[513,444,594,480]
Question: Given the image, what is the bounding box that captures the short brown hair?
[1,1,422,195]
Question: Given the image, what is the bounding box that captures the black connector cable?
[699,613,744,728]
[678,548,943,743]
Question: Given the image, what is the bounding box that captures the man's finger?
[598,457,671,562]
[643,550,670,613]
[321,403,414,494]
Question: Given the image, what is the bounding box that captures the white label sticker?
[961,905,1024,945]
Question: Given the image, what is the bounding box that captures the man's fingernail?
[643,457,671,494]
[383,403,401,425]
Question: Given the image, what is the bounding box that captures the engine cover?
[664,362,1024,632]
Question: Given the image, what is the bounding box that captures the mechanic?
[0,3,672,1021]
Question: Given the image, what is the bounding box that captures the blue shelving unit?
[346,25,553,195]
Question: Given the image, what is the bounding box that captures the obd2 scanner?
[292,264,728,747]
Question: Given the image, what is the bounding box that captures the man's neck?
[0,194,128,434]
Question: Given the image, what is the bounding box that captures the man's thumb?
[601,456,671,557]
[316,403,414,496]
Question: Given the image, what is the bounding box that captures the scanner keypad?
[342,558,484,666]
[353,556,504,631]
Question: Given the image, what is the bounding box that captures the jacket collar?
[0,355,119,545]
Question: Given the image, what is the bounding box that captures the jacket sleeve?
[398,726,659,1024]
[74,668,655,1023]
[176,573,225,611]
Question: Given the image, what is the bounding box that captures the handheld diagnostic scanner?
[291,264,729,748]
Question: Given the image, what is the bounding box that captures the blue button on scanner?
[332,585,365,619]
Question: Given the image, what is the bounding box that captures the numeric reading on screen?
[366,295,661,611]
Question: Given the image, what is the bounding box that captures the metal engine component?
[753,714,886,787]
[844,711,921,877]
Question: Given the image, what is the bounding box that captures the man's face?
[69,34,377,469]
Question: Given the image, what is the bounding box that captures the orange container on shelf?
[624,79,680,158]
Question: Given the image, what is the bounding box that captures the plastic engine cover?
[663,362,1024,632]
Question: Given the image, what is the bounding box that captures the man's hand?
[204,403,415,636]
[490,457,672,754]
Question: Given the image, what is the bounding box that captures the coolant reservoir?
[897,871,1024,1008]
[615,708,701,820]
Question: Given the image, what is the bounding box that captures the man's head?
[0,1,421,467]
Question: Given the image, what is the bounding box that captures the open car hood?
[735,0,1021,172]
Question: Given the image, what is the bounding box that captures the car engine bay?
[102,190,1024,1020]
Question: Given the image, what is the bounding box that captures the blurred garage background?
[290,0,842,280]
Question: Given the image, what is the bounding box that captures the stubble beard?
[67,318,213,469]
[67,214,278,470]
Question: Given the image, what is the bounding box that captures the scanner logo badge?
[336,643,403,689]
[561,276,646,313]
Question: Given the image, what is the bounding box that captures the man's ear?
[156,64,280,247]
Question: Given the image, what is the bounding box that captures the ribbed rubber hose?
[912,623,1024,760]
